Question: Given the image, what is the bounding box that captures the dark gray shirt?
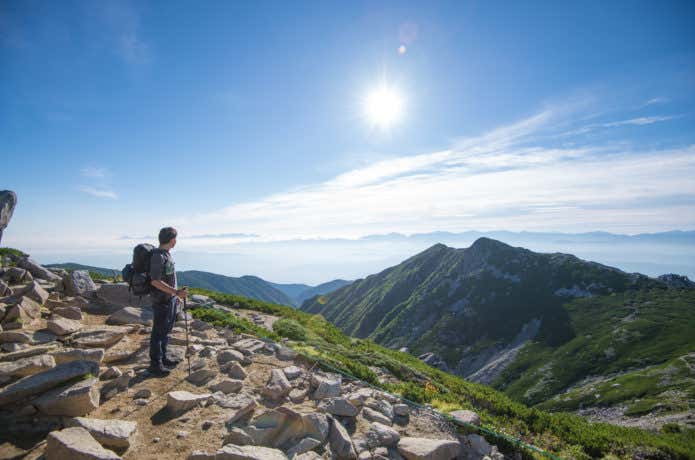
[149,248,177,304]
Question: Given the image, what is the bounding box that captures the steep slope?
[302,238,663,381]
[295,279,352,305]
[177,271,293,306]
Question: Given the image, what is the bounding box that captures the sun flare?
[363,85,404,128]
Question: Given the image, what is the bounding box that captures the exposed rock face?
[64,270,98,297]
[658,273,695,288]
[34,377,100,416]
[418,352,449,372]
[0,190,17,245]
[397,437,461,460]
[106,306,153,326]
[0,360,99,406]
[46,427,121,460]
[66,417,138,449]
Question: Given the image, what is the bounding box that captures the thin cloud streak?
[184,106,695,238]
[78,186,118,200]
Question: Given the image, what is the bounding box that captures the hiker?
[148,226,188,375]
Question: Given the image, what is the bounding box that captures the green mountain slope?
[189,288,695,459]
[302,238,660,373]
[496,288,695,417]
[46,262,120,277]
[177,271,294,305]
[295,279,352,305]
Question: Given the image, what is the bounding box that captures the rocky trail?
[0,253,505,460]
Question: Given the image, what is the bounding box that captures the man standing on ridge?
[149,226,187,375]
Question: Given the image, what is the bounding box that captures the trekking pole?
[182,289,191,376]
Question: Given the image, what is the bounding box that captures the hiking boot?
[149,362,171,376]
[162,357,180,367]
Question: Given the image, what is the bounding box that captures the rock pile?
[0,251,508,460]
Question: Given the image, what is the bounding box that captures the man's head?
[158,227,177,249]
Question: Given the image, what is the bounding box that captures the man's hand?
[177,287,188,299]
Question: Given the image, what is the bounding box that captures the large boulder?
[0,354,55,379]
[366,422,400,447]
[18,281,49,305]
[311,372,341,400]
[217,393,257,424]
[2,266,32,284]
[0,344,58,362]
[16,257,62,282]
[54,306,84,320]
[397,437,461,460]
[63,270,97,297]
[318,397,359,417]
[262,368,292,400]
[242,407,308,448]
[66,417,137,449]
[0,360,99,406]
[209,379,243,394]
[0,191,17,245]
[0,279,11,297]
[97,283,149,307]
[328,417,357,460]
[34,377,99,416]
[106,306,153,326]
[0,329,55,345]
[449,409,480,426]
[51,348,105,365]
[45,427,120,460]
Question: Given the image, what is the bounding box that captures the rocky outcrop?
[63,270,98,297]
[0,190,17,245]
[33,377,99,416]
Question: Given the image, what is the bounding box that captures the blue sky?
[1,1,695,281]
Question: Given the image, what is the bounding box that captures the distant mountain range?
[46,263,350,307]
[300,237,695,421]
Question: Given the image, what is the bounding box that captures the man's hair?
[158,227,177,245]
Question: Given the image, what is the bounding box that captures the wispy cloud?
[181,104,695,238]
[78,186,118,200]
[641,97,669,108]
[80,166,107,178]
[602,115,676,127]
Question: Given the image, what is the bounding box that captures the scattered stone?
[302,412,330,442]
[362,407,392,426]
[0,329,55,345]
[100,370,134,401]
[217,348,245,365]
[54,306,83,320]
[0,360,99,406]
[34,377,99,416]
[191,359,207,372]
[46,427,120,460]
[224,427,254,445]
[397,437,461,460]
[187,368,217,386]
[67,417,137,449]
[166,390,211,414]
[209,379,243,394]
[263,368,292,400]
[101,366,122,380]
[63,270,97,297]
[282,365,302,380]
[52,348,105,365]
[133,388,152,399]
[190,444,288,460]
[0,354,55,379]
[449,409,480,426]
[134,398,148,406]
[3,296,41,323]
[152,437,160,443]
[47,316,82,336]
[0,344,58,362]
[319,397,359,417]
[176,431,189,439]
[329,417,357,460]
[106,307,153,326]
[201,420,213,430]
[276,346,296,361]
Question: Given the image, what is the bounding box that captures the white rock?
[449,409,480,426]
[187,369,217,386]
[362,407,392,426]
[101,366,122,380]
[46,427,120,460]
[47,316,82,336]
[67,417,137,449]
[71,327,128,348]
[262,368,292,400]
[311,373,341,400]
[0,354,55,378]
[34,377,99,416]
[52,348,105,365]
[63,270,97,297]
[106,307,153,326]
[217,348,245,364]
[366,422,400,447]
[166,390,211,414]
[209,379,243,394]
[282,365,302,380]
[328,417,357,460]
[319,397,359,417]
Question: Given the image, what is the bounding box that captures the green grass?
[272,318,307,341]
[0,247,26,265]
[189,287,695,460]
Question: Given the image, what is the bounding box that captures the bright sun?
[363,85,404,129]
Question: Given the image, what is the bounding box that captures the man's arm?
[150,253,187,298]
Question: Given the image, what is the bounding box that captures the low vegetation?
[189,287,695,460]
